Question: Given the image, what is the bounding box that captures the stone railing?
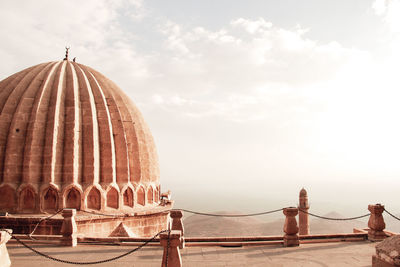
[3,203,398,267]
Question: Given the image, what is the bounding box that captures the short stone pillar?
[298,188,310,235]
[283,207,299,247]
[170,210,185,248]
[160,230,182,267]
[0,229,12,267]
[60,208,77,247]
[368,204,386,241]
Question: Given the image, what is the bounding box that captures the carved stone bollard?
[298,188,310,235]
[283,207,299,247]
[60,208,77,247]
[368,204,386,241]
[170,210,185,248]
[0,229,12,267]
[160,230,182,267]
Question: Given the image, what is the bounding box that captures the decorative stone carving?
[368,204,387,241]
[283,207,299,247]
[160,230,182,267]
[161,191,172,206]
[109,223,135,237]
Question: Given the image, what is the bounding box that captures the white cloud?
[372,0,388,15]
[0,0,147,77]
[146,18,370,123]
[373,0,400,32]
[231,17,272,34]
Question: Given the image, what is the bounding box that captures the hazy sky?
[1,0,400,215]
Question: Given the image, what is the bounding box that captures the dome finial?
[64,46,70,61]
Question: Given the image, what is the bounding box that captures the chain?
[80,210,130,218]
[174,208,283,217]
[384,208,400,221]
[2,228,168,265]
[165,229,171,267]
[29,209,63,238]
[298,209,370,221]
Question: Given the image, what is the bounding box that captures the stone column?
[0,229,12,267]
[160,230,182,267]
[368,204,386,241]
[283,207,299,247]
[60,208,77,246]
[170,210,185,248]
[298,188,310,235]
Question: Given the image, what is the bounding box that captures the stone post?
[368,204,386,241]
[160,230,182,267]
[170,210,185,248]
[283,207,299,247]
[298,188,310,235]
[60,208,77,246]
[0,229,12,267]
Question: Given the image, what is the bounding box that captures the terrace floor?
[8,240,376,267]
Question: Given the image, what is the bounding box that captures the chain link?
[165,229,171,267]
[384,208,400,221]
[30,209,63,238]
[1,228,168,265]
[174,208,283,217]
[80,210,130,218]
[298,209,370,221]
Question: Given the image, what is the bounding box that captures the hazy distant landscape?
[184,211,400,237]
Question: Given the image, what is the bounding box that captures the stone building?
[0,57,171,237]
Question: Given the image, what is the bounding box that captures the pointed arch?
[65,187,81,210]
[42,186,58,212]
[154,186,159,203]
[106,187,119,209]
[147,186,154,204]
[0,185,16,211]
[122,187,134,207]
[87,187,101,210]
[19,186,36,212]
[137,186,145,206]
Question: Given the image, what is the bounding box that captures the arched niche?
[147,187,153,204]
[19,187,36,212]
[0,185,15,211]
[137,186,145,206]
[43,187,58,212]
[87,187,101,210]
[65,187,81,210]
[106,187,118,209]
[154,187,159,203]
[123,187,134,207]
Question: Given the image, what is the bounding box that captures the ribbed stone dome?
[0,60,160,213]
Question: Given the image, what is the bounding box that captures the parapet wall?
[0,204,171,238]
